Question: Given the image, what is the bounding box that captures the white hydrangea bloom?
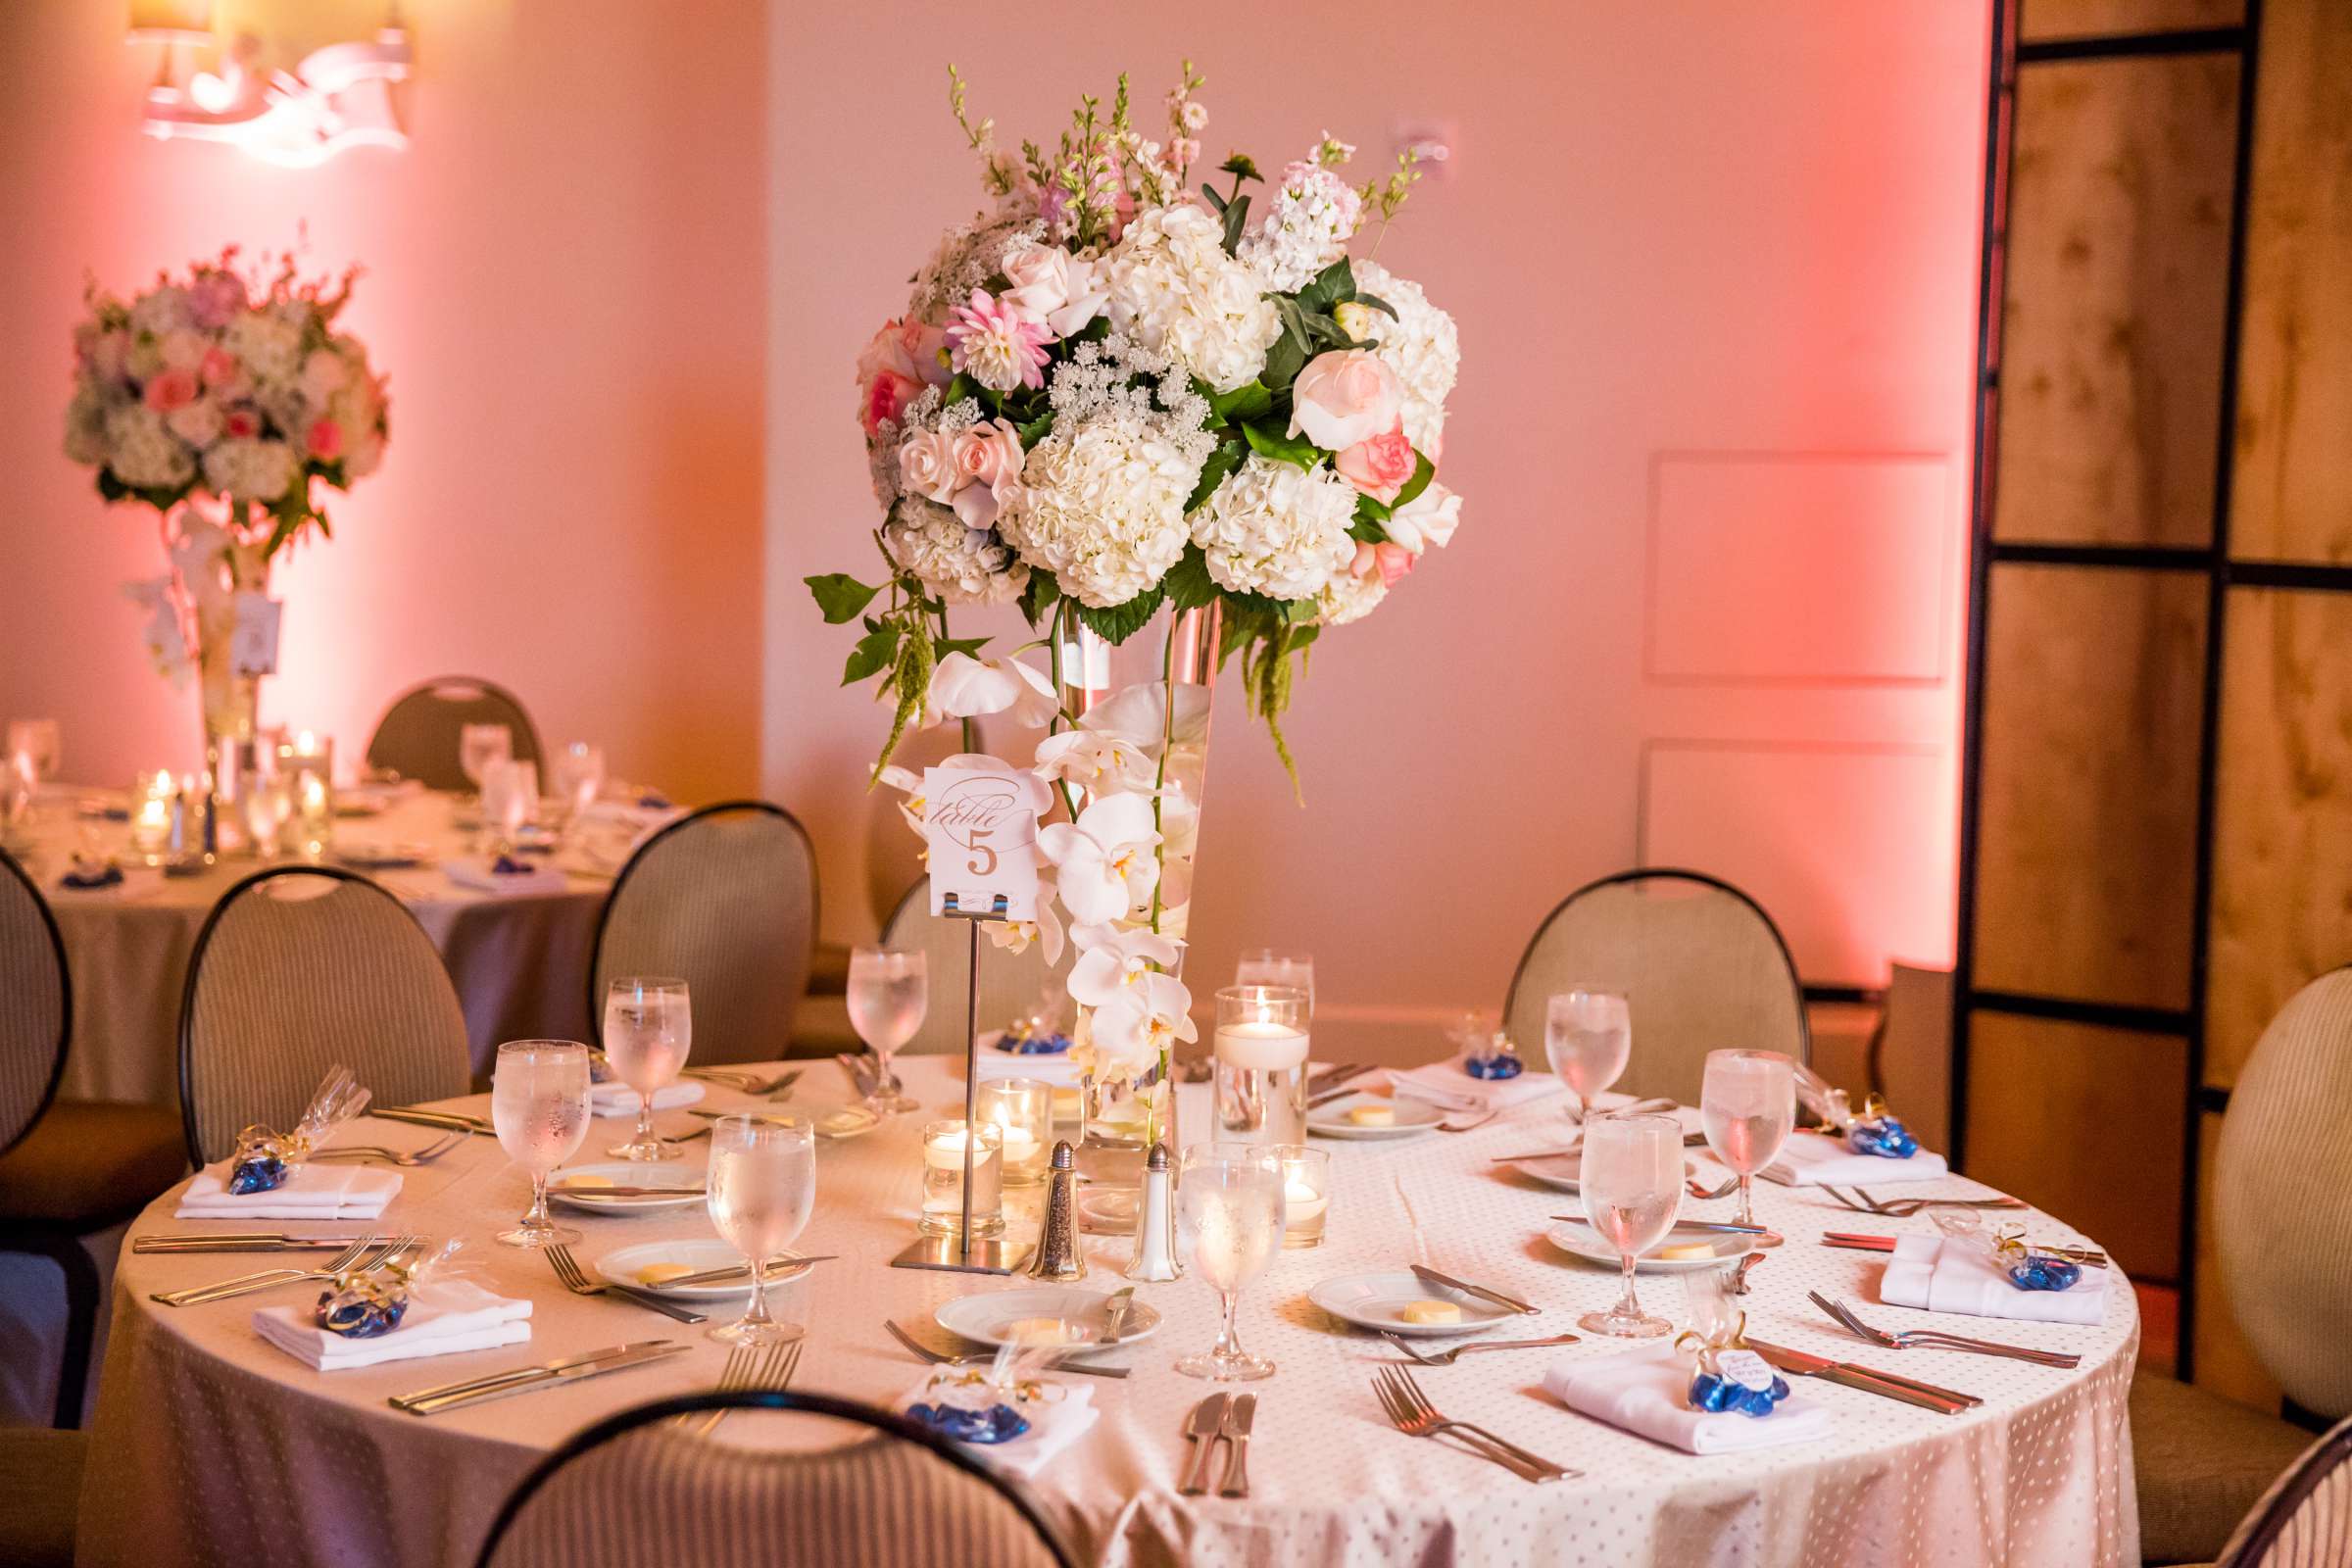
[221,311,304,386]
[104,405,194,489]
[1352,260,1459,455]
[1314,566,1389,626]
[1240,162,1363,292]
[64,382,108,465]
[996,413,1199,608]
[202,436,298,502]
[883,496,1028,605]
[1191,455,1358,601]
[1102,205,1281,394]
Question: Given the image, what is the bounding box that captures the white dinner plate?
[549,1162,706,1214]
[934,1287,1161,1350]
[1543,1222,1774,1273]
[1307,1093,1444,1141]
[775,1103,883,1142]
[335,841,434,870]
[1307,1269,1521,1337]
[594,1239,819,1299]
[1503,1155,1698,1195]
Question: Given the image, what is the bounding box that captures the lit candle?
[1213,1017,1310,1070]
[918,1117,1004,1239]
[1278,1143,1331,1248]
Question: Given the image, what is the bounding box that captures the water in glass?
[846,947,925,1113]
[604,977,691,1161]
[1175,1143,1283,1381]
[1700,1049,1795,1226]
[1577,1112,1683,1337]
[458,724,512,793]
[1545,988,1632,1118]
[491,1040,592,1248]
[706,1114,815,1345]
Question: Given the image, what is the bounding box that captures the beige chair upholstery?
[2215,1413,2352,1568]
[180,868,471,1165]
[364,675,544,791]
[0,850,69,1154]
[1867,961,1954,1153]
[1502,869,1809,1104]
[2132,1371,2316,1565]
[592,804,817,1065]
[476,1391,1075,1568]
[877,880,1068,1057]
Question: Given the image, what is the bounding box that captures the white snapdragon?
[1191,454,1359,601]
[1240,161,1363,292]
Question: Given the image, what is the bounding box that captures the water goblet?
[1577,1112,1683,1338]
[846,947,925,1114]
[551,742,607,832]
[479,758,537,854]
[706,1113,815,1346]
[604,977,692,1160]
[6,719,59,793]
[458,723,512,797]
[490,1039,592,1248]
[1700,1049,1795,1227]
[1545,988,1632,1120]
[1174,1142,1285,1381]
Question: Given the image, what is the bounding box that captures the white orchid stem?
[1045,601,1081,824]
[1147,617,1178,937]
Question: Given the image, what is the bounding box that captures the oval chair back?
[474,1389,1080,1568]
[0,849,70,1157]
[877,879,1069,1057]
[2217,1413,2352,1568]
[366,675,544,791]
[1502,868,1809,1105]
[179,867,471,1165]
[2215,966,2352,1421]
[591,803,817,1065]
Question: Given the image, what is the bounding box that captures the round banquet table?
[81,1058,2139,1568]
[10,785,635,1106]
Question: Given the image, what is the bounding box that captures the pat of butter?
[635,1263,696,1286]
[556,1173,613,1189]
[1399,1299,1462,1325]
[1346,1104,1396,1127]
[1658,1243,1715,1260]
[1006,1317,1074,1347]
[817,1112,864,1134]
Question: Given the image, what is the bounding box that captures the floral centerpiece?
[808,63,1461,1165]
[64,248,389,799]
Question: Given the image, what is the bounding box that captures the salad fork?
[544,1244,707,1324]
[694,1339,803,1437]
[1688,1174,1739,1200]
[153,1233,414,1306]
[1379,1331,1582,1365]
[1807,1292,2081,1367]
[1370,1365,1573,1482]
[309,1129,468,1166]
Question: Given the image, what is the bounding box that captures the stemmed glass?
[1174,1142,1285,1381]
[1700,1049,1795,1226]
[706,1113,815,1346]
[1545,988,1632,1121]
[551,742,607,832]
[479,758,537,854]
[846,947,925,1114]
[1235,949,1315,1010]
[1576,1112,1683,1338]
[490,1040,592,1248]
[458,724,512,799]
[6,720,59,789]
[604,977,692,1161]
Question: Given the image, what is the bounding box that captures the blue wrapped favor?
[1845,1113,1918,1159]
[60,858,124,890]
[1690,1368,1793,1418]
[228,1124,292,1194]
[1464,1053,1524,1080]
[906,1400,1031,1445]
[998,1025,1072,1055]
[2006,1253,2082,1293]
[316,1278,410,1338]
[490,853,533,875]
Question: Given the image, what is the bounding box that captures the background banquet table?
[80,1058,2139,1568]
[10,786,627,1106]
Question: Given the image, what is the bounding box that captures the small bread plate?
[1306,1093,1444,1141]
[549,1162,705,1214]
[1308,1269,1518,1337]
[1544,1221,1781,1274]
[934,1286,1161,1350]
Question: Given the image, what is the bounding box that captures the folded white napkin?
[973,1033,1084,1088]
[444,858,570,896]
[253,1280,534,1371]
[1758,1130,1950,1187]
[177,1163,403,1220]
[1543,1343,1835,1454]
[1880,1234,2107,1325]
[587,1080,706,1118]
[901,1381,1099,1480]
[1386,1055,1566,1113]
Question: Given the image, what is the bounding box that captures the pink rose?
[1385,481,1460,554]
[948,417,1026,529]
[899,319,954,387]
[856,318,946,434]
[306,418,343,461]
[1335,420,1416,504]
[1288,349,1402,452]
[198,346,238,388]
[143,368,198,413]
[223,408,261,440]
[896,428,960,503]
[860,369,922,436]
[999,242,1105,338]
[1350,539,1415,589]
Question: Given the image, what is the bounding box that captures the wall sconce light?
[128,2,413,169]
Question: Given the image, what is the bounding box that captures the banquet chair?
[179,866,471,1165]
[2209,1413,2352,1568]
[2133,966,2352,1564]
[0,848,184,1430]
[473,1389,1079,1568]
[589,802,817,1064]
[1501,868,1809,1104]
[364,674,545,791]
[878,878,1068,1056]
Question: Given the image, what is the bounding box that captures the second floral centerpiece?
[809,62,1464,1174]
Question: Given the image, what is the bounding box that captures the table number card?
[229,593,283,677]
[923,766,1050,921]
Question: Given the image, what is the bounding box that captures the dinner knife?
[1218,1393,1257,1498]
[656,1255,837,1290]
[133,1233,370,1252]
[371,1107,495,1135]
[1179,1394,1229,1495]
[1820,1233,2109,1269]
[391,1341,678,1410]
[553,1186,709,1199]
[1746,1341,1980,1414]
[1411,1263,1541,1316]
[1552,1216,1773,1237]
[392,1341,691,1415]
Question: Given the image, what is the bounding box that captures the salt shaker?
[1122,1142,1183,1282]
[1026,1141,1086,1281]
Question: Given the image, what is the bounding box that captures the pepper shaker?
[1026,1140,1086,1281]
[1122,1142,1183,1282]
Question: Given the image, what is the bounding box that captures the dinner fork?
[686,1066,804,1097]
[1807,1292,2082,1368]
[309,1129,468,1166]
[1821,1186,2029,1219]
[1688,1174,1740,1200]
[1370,1365,1573,1482]
[1438,1105,1504,1133]
[153,1233,411,1306]
[544,1244,708,1325]
[694,1339,804,1437]
[1378,1331,1583,1365]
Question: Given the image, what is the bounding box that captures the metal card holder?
[891,891,1035,1275]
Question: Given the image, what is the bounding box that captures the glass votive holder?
[920,1118,1004,1238]
[278,732,335,860]
[975,1078,1052,1188]
[1213,985,1311,1146]
[128,768,178,860]
[1276,1143,1330,1249]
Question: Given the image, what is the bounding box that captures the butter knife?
[392,1340,690,1415]
[371,1107,495,1135]
[1410,1263,1541,1316]
[133,1233,369,1252]
[1218,1393,1256,1497]
[1180,1394,1229,1495]
[1747,1340,1980,1414]
[1552,1215,1772,1237]
[657,1255,837,1290]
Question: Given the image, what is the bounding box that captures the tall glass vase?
[166,500,271,857]
[1058,602,1219,1188]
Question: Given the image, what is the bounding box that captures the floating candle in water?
[1213,1018,1310,1070]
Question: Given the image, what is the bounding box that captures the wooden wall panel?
[2230,0,2352,563]
[2020,0,2242,41]
[2207,588,2352,1087]
[1965,1010,2185,1277]
[1993,54,2237,547]
[2192,1107,2284,1408]
[1974,564,2207,1007]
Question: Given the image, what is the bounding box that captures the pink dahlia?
[945,289,1052,393]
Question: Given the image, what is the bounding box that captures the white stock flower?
[1191,454,1358,600]
[1383,480,1461,555]
[925,653,1059,728]
[1239,161,1363,292]
[202,436,299,502]
[1102,205,1281,394]
[1351,261,1459,454]
[1088,970,1197,1074]
[104,405,194,489]
[1038,792,1160,924]
[1033,728,1156,794]
[995,414,1197,609]
[883,496,1027,606]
